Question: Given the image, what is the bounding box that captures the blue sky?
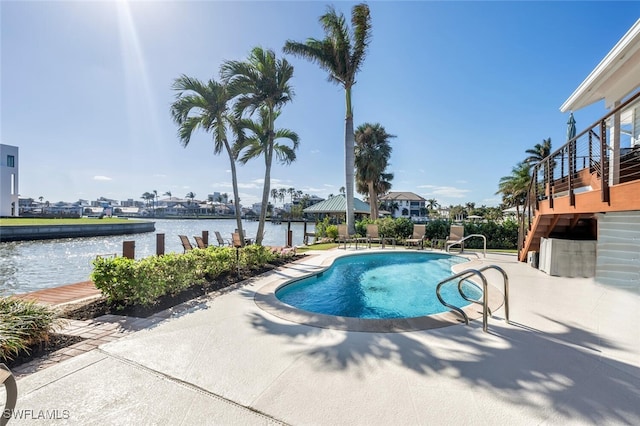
[2,1,639,208]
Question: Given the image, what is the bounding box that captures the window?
[11,173,16,195]
[7,155,15,167]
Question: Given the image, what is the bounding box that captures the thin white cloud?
[418,184,470,199]
[93,176,112,181]
[310,149,320,154]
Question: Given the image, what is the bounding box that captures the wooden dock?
[14,281,101,306]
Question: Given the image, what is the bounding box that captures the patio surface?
[2,249,639,425]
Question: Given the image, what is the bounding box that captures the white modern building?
[0,144,19,217]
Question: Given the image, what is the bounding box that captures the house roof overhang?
[560,19,640,113]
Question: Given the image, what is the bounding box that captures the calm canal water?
[0,219,315,295]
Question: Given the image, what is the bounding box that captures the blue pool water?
[275,252,483,319]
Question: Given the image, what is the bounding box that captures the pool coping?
[254,250,505,332]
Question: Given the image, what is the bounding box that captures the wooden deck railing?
[518,90,640,256]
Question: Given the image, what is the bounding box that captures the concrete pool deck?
[3,249,639,425]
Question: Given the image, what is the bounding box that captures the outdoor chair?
[179,235,194,253]
[214,231,232,246]
[366,224,395,249]
[231,232,243,248]
[337,224,355,249]
[193,236,207,249]
[235,229,253,245]
[404,224,427,249]
[446,225,465,252]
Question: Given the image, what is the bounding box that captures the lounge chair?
[366,224,395,249]
[446,225,465,252]
[194,236,207,249]
[214,231,231,246]
[405,224,427,249]
[235,229,253,245]
[337,224,355,249]
[179,235,194,252]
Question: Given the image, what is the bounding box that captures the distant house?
[379,192,426,220]
[0,144,19,216]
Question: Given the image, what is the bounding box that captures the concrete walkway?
[3,250,639,425]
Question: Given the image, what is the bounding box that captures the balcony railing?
[518,90,640,253]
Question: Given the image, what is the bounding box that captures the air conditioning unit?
[527,251,539,269]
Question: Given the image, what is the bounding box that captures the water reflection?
[0,219,314,295]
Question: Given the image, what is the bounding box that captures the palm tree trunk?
[256,147,272,246]
[225,141,245,246]
[345,87,356,234]
[368,180,378,219]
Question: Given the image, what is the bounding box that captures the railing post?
[568,140,575,206]
[600,120,610,203]
[123,241,135,259]
[547,159,554,209]
[156,233,165,256]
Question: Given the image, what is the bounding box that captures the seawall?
[0,221,155,242]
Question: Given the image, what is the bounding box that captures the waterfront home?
[379,191,427,220]
[519,19,640,286]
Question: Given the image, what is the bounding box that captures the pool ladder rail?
[436,265,509,333]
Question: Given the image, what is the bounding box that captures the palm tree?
[152,190,158,215]
[354,123,394,219]
[141,192,154,208]
[221,47,295,245]
[284,3,372,234]
[496,162,532,222]
[426,199,439,210]
[236,108,299,241]
[525,138,552,164]
[170,75,246,243]
[163,190,172,198]
[356,170,393,213]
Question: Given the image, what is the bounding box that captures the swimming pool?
[275,252,482,319]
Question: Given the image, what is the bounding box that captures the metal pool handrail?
[446,234,487,257]
[436,265,510,332]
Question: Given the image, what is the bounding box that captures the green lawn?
[0,218,139,226]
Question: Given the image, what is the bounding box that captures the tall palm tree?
[236,108,299,240]
[496,162,532,222]
[163,190,171,198]
[524,138,552,164]
[284,3,372,234]
[354,123,394,219]
[221,47,295,245]
[170,75,245,243]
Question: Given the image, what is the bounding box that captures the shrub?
[326,225,338,240]
[91,245,284,307]
[0,297,61,362]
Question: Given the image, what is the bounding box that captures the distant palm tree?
[525,138,552,164]
[426,199,439,210]
[152,190,158,214]
[284,3,372,235]
[185,192,196,204]
[141,192,154,208]
[355,123,394,219]
[496,162,532,222]
[163,191,172,198]
[170,75,245,243]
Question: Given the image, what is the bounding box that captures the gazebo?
[303,194,371,221]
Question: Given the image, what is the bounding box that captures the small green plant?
[0,297,61,362]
